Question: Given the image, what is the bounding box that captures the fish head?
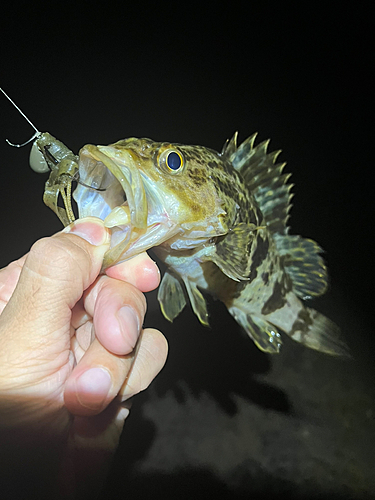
[73,137,234,268]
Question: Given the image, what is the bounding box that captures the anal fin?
[230,307,282,353]
[183,278,210,326]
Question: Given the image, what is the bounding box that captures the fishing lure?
[1,87,102,226]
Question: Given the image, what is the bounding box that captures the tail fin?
[285,306,350,356]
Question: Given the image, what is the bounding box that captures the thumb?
[0,217,110,362]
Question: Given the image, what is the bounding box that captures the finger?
[64,328,168,416]
[60,402,130,498]
[81,276,146,355]
[0,255,27,315]
[94,279,146,355]
[74,319,94,361]
[71,255,160,357]
[0,218,110,361]
[120,328,168,400]
[105,252,160,292]
[71,252,159,332]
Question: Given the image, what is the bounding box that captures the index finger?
[0,255,27,315]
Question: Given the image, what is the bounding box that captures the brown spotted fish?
[24,128,347,356]
[65,132,347,356]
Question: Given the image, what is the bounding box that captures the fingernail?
[117,306,140,350]
[117,406,131,421]
[75,367,112,410]
[63,217,108,246]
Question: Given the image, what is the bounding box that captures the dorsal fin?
[229,133,294,235]
[273,234,328,299]
[221,131,238,157]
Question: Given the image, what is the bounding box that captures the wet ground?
[102,286,375,500]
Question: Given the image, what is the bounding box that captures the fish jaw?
[73,144,181,267]
[77,144,148,228]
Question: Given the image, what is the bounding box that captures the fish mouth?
[73,144,179,268]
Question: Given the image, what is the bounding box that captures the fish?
[66,132,347,356]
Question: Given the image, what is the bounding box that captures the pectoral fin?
[202,223,261,281]
[158,271,186,322]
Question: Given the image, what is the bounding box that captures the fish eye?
[166,151,182,170]
[158,148,185,174]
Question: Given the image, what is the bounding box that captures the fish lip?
[92,144,149,229]
[73,144,180,267]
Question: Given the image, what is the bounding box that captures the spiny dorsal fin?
[229,133,294,235]
[221,131,238,157]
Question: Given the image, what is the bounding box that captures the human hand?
[0,217,168,499]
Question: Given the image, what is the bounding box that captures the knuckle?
[110,277,147,310]
[29,235,91,278]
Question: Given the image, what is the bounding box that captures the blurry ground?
[102,284,375,500]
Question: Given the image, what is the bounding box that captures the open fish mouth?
[73,144,179,268]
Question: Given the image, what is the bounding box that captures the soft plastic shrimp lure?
[1,87,103,226]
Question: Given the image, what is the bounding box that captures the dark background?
[1,3,373,499]
[1,4,372,319]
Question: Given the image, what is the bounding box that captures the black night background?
[0,3,373,499]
